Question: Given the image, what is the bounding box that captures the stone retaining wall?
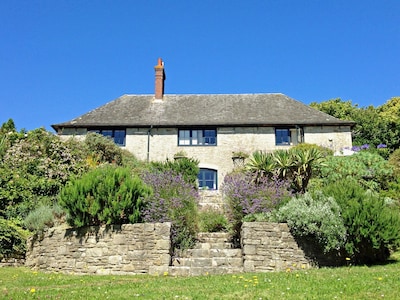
[25,223,171,275]
[25,222,312,275]
[241,222,311,272]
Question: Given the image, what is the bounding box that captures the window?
[275,127,304,146]
[198,168,217,190]
[275,128,291,145]
[90,129,126,146]
[178,129,217,146]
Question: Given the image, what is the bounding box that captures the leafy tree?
[310,98,400,151]
[310,98,357,120]
[0,128,88,219]
[378,96,400,123]
[84,132,125,165]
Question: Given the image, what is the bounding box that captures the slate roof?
[52,93,354,131]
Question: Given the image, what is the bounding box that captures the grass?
[1,254,399,299]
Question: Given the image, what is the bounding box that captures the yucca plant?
[246,150,275,183]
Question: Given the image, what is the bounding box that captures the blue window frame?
[90,129,126,146]
[275,127,304,146]
[275,128,291,145]
[178,129,217,146]
[198,168,217,190]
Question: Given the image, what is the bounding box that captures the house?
[52,58,353,191]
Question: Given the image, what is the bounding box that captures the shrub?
[323,180,400,264]
[0,218,29,259]
[141,170,199,251]
[150,156,200,187]
[388,148,400,177]
[0,128,88,220]
[318,151,394,192]
[84,132,124,165]
[222,173,291,238]
[59,165,151,227]
[24,204,66,232]
[291,143,334,157]
[198,209,229,232]
[274,192,347,253]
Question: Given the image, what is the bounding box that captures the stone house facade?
[52,58,353,190]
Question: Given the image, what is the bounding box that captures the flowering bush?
[141,170,200,251]
[222,173,291,238]
[0,128,88,219]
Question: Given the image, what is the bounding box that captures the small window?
[275,128,291,145]
[178,129,217,146]
[198,168,217,190]
[275,127,304,146]
[90,129,126,146]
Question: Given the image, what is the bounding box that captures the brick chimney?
[154,58,165,100]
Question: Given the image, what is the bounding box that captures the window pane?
[276,129,290,145]
[179,130,190,145]
[101,130,113,137]
[198,168,217,190]
[114,130,126,146]
[204,130,216,145]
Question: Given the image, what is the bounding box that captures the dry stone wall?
[25,222,312,275]
[25,223,171,275]
[241,222,311,272]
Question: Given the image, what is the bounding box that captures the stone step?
[168,265,244,276]
[168,266,243,276]
[197,232,232,243]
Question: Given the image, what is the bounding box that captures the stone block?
[243,244,256,255]
[108,255,122,265]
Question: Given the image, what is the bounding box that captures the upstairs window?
[178,129,217,146]
[198,168,217,190]
[90,129,126,146]
[275,127,303,146]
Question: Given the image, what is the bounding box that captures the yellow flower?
[30,288,36,293]
[345,257,351,261]
[378,277,383,281]
[163,271,168,276]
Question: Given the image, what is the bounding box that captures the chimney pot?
[154,58,165,100]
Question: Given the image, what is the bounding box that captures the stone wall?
[25,223,171,275]
[241,222,311,272]
[25,222,313,275]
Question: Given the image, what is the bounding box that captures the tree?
[311,98,400,152]
[310,98,357,120]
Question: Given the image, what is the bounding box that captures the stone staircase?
[167,232,244,276]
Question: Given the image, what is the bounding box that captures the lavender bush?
[141,170,200,251]
[221,173,292,238]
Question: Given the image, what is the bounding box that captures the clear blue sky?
[1,0,399,131]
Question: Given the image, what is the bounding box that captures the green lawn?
[1,255,399,299]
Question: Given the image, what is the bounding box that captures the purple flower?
[361,144,370,150]
[377,144,387,149]
[351,146,361,152]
